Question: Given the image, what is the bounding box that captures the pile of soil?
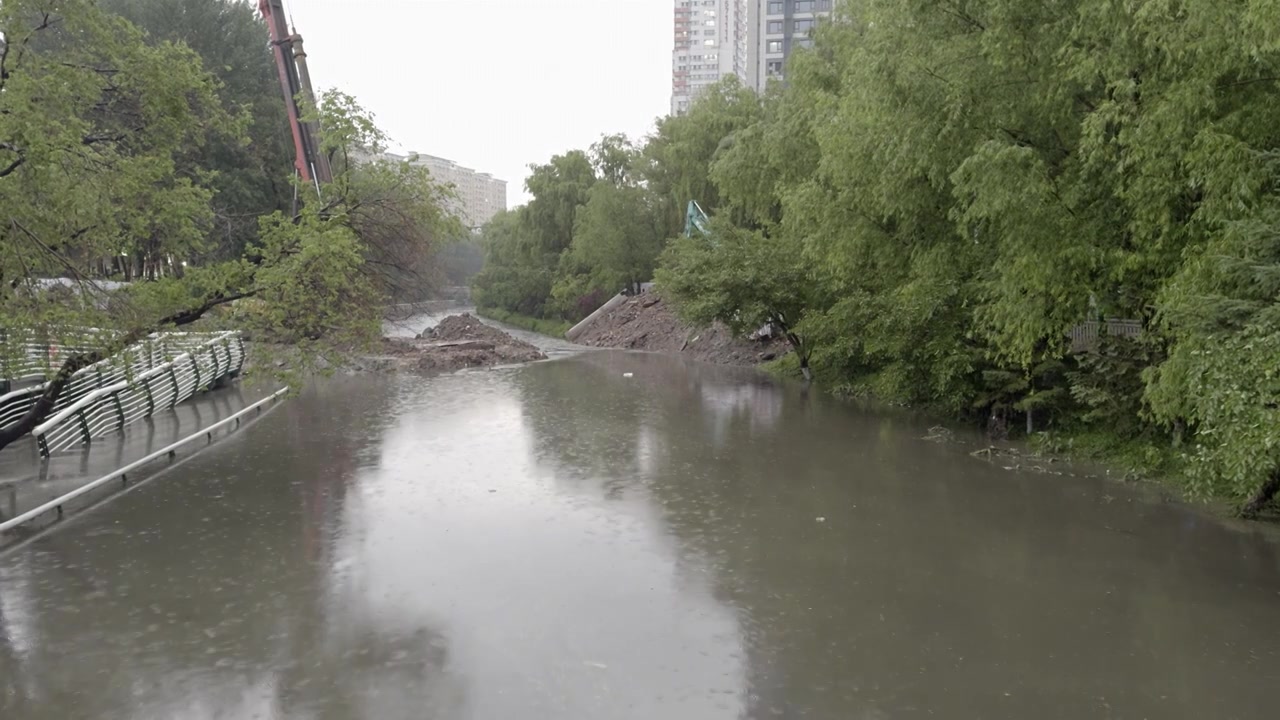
[382,314,546,373]
[573,294,788,366]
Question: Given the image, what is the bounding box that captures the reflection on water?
[2,351,1279,719]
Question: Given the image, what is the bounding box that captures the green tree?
[656,218,817,379]
[569,183,665,296]
[471,209,554,316]
[641,77,763,236]
[558,134,665,302]
[97,0,294,260]
[521,150,597,263]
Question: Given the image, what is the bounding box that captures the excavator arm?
[685,200,709,237]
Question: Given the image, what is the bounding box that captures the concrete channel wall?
[565,293,627,342]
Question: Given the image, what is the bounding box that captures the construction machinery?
[685,200,710,237]
[259,0,332,190]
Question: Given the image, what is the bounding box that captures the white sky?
[283,0,673,208]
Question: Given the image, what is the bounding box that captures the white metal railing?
[0,327,118,385]
[0,331,243,439]
[1068,318,1143,354]
[0,331,246,456]
[0,387,287,536]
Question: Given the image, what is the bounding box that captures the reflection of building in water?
[699,381,785,447]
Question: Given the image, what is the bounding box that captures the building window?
[767,60,784,76]
[818,0,832,9]
[794,19,815,33]
[796,0,814,11]
[767,20,783,33]
[767,1,783,14]
[795,38,814,49]
[766,40,783,53]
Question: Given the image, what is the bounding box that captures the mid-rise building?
[746,0,836,90]
[671,0,749,115]
[381,152,507,230]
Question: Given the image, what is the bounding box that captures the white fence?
[0,331,245,457]
[0,327,119,386]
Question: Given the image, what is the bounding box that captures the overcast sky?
[283,0,672,208]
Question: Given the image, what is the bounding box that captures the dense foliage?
[0,0,453,450]
[474,2,1280,515]
[97,0,295,262]
[472,82,761,322]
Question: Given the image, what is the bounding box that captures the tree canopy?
[471,0,1280,515]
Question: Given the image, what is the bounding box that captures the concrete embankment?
[572,294,788,366]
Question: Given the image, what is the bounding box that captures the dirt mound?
[573,295,788,366]
[382,314,546,373]
[424,314,503,343]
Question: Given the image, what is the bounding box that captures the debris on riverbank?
[382,313,546,373]
[573,294,787,367]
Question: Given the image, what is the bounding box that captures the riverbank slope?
[573,294,787,366]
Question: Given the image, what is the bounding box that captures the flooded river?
[1,349,1278,719]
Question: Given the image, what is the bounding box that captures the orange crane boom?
[259,0,332,187]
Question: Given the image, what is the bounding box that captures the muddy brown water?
[1,350,1278,719]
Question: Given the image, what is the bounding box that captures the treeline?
[475,0,1280,516]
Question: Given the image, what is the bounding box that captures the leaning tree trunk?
[778,322,811,382]
[1240,471,1280,519]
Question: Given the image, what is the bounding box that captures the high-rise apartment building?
[671,0,749,115]
[746,0,836,90]
[379,152,507,230]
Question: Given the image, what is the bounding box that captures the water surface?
[1,351,1277,719]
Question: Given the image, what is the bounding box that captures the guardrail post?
[191,352,202,391]
[237,336,246,373]
[168,366,181,407]
[37,433,49,458]
[76,408,92,446]
[221,340,234,378]
[142,376,156,416]
[111,391,126,433]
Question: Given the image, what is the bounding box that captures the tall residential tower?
[746,0,836,90]
[671,0,749,115]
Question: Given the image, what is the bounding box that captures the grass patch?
[476,307,572,338]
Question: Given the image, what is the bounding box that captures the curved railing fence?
[0,327,118,390]
[0,331,245,457]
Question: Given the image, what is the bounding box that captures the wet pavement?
[0,383,275,534]
[1,350,1279,719]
